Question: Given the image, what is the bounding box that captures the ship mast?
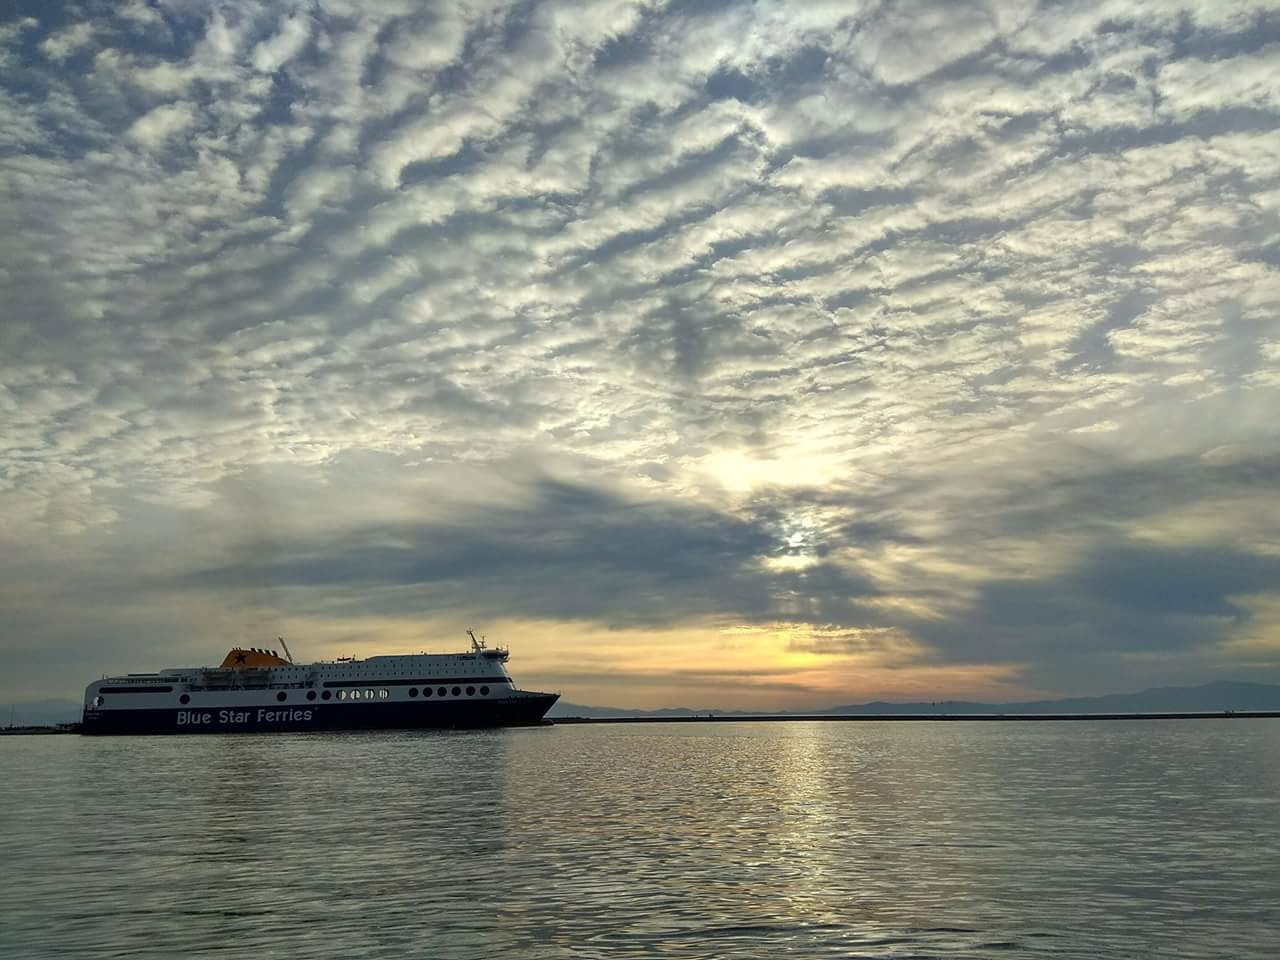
[277,636,294,664]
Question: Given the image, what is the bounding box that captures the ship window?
[408,687,418,698]
[100,685,172,694]
[466,686,475,696]
[322,690,332,701]
[438,687,447,697]
[480,686,489,696]
[92,695,104,707]
[423,687,432,697]
[306,690,317,701]
[451,686,461,697]
[364,689,375,699]
[378,689,389,699]
[338,690,349,700]
[276,691,287,702]
[179,694,190,705]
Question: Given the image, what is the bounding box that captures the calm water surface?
[2,721,1278,959]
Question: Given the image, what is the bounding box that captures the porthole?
[378,689,389,699]
[480,686,489,696]
[423,687,432,697]
[306,690,317,701]
[408,687,418,698]
[451,686,461,697]
[438,687,447,697]
[322,690,332,701]
[92,695,104,707]
[338,690,348,701]
[179,694,191,705]
[365,689,374,699]
[276,691,287,702]
[466,686,475,696]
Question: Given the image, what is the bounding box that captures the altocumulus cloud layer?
[2,0,1279,707]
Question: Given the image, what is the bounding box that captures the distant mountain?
[818,681,1280,715]
[546,701,735,719]
[548,681,1280,719]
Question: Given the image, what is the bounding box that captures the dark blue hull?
[80,694,559,736]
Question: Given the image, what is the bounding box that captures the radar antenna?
[277,636,294,664]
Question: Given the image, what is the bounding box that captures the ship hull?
[81,693,558,736]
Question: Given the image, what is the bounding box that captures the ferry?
[81,631,558,735]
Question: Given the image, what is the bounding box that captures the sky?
[1,0,1279,711]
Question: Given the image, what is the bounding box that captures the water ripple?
[2,720,1278,959]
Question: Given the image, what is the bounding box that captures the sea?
[2,720,1278,959]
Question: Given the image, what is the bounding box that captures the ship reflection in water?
[2,721,1278,959]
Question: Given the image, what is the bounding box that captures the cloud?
[126,101,198,148]
[911,541,1280,690]
[252,9,312,74]
[1159,45,1280,116]
[2,0,1280,705]
[39,22,95,62]
[176,474,879,631]
[284,165,356,219]
[849,0,1014,87]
